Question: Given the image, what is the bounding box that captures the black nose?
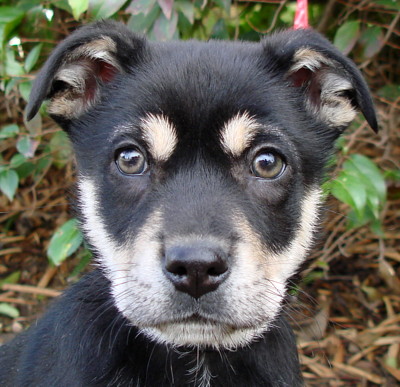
[163,242,229,299]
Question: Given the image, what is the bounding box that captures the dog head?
[28,21,377,349]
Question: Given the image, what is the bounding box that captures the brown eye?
[251,151,285,179]
[115,148,147,175]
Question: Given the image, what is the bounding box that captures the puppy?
[0,21,377,386]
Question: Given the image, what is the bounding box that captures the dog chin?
[139,321,268,349]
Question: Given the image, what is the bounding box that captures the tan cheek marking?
[231,187,322,280]
[141,114,178,161]
[129,209,164,264]
[220,112,260,157]
[78,177,120,266]
[112,208,172,324]
[231,212,267,270]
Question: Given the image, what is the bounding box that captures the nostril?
[167,264,187,277]
[165,251,189,277]
[163,242,230,298]
[207,267,218,276]
[207,259,228,277]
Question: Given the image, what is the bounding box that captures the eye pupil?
[251,152,285,179]
[257,153,275,169]
[116,148,147,175]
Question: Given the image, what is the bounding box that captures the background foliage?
[0,0,399,384]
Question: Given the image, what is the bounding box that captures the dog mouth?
[139,313,268,349]
[150,311,259,330]
[177,313,223,325]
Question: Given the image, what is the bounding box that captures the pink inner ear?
[289,67,313,87]
[98,61,118,83]
[289,67,322,107]
[84,59,118,102]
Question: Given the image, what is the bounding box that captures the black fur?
[0,21,377,386]
[0,271,301,386]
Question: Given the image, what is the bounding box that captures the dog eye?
[251,151,285,179]
[115,148,147,175]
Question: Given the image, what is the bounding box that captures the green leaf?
[377,84,400,101]
[127,5,160,33]
[346,210,367,229]
[24,101,42,137]
[214,0,231,14]
[47,219,84,266]
[15,161,36,179]
[10,153,27,169]
[89,0,128,19]
[211,19,229,40]
[334,20,360,54]
[346,154,386,203]
[332,154,386,231]
[5,48,24,77]
[0,303,19,319]
[386,355,399,369]
[0,271,20,287]
[359,26,383,58]
[176,1,194,24]
[49,131,72,168]
[303,269,325,285]
[50,0,72,13]
[331,173,367,219]
[0,169,19,201]
[33,156,52,179]
[151,10,178,41]
[24,43,43,73]
[17,135,37,158]
[0,7,25,44]
[280,2,297,24]
[4,78,18,96]
[126,0,157,16]
[157,0,173,19]
[19,80,32,102]
[373,0,400,10]
[69,247,92,278]
[68,0,89,20]
[0,124,19,139]
[385,169,400,181]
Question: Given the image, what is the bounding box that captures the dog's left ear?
[26,20,145,125]
[264,29,378,132]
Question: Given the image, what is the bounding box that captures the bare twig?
[2,284,61,298]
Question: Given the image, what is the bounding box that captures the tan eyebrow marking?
[141,114,178,161]
[220,112,260,157]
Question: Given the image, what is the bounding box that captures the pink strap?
[293,0,309,29]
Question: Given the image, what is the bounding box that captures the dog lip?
[157,313,219,326]
[142,313,223,328]
[182,314,256,329]
[182,313,212,323]
[151,313,260,330]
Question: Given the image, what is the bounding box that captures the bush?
[0,0,398,269]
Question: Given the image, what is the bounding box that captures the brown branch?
[2,284,61,298]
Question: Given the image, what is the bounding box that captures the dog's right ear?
[263,29,378,133]
[27,21,145,125]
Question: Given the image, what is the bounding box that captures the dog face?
[28,21,376,349]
